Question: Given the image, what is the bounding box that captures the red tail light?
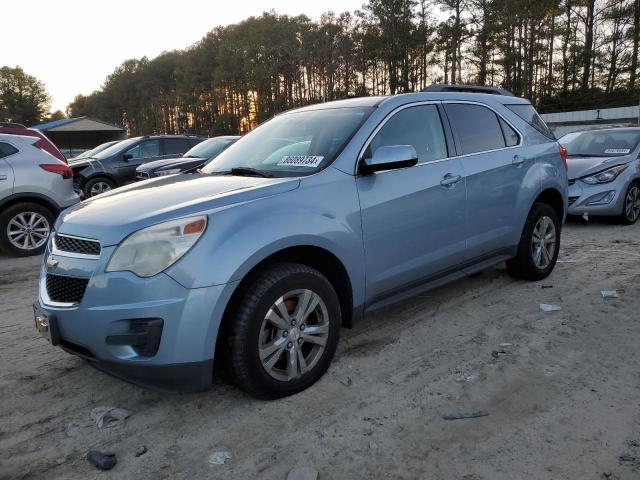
[559,145,568,171]
[40,163,73,179]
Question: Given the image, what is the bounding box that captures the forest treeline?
[66,0,640,136]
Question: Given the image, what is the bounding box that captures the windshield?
[559,130,640,157]
[184,137,236,159]
[92,137,140,159]
[201,107,373,177]
[76,141,118,159]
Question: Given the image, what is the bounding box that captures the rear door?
[443,102,528,263]
[0,141,17,202]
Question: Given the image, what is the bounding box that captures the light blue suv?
[34,91,567,398]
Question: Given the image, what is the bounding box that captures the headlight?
[581,164,628,185]
[154,168,182,177]
[106,216,207,277]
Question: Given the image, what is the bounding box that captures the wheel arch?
[534,187,565,222]
[214,245,355,371]
[0,193,59,216]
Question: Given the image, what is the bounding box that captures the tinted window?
[499,117,520,147]
[506,104,555,139]
[165,138,191,155]
[0,142,18,159]
[368,105,447,164]
[446,104,505,155]
[126,139,161,159]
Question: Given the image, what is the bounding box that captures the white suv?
[0,134,79,256]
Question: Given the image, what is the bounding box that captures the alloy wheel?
[7,212,50,251]
[531,215,556,269]
[90,181,112,196]
[624,185,640,222]
[258,289,330,382]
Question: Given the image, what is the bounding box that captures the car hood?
[136,156,191,173]
[56,174,300,246]
[567,155,634,180]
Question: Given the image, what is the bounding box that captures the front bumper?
[567,176,628,216]
[37,243,238,392]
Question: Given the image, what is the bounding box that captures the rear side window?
[445,103,505,155]
[368,105,448,164]
[0,142,18,159]
[126,139,161,159]
[506,104,555,139]
[165,138,191,155]
[499,117,520,147]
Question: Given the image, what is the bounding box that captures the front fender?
[165,168,366,311]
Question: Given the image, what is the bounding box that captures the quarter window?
[126,139,160,159]
[367,105,448,164]
[445,104,506,155]
[0,142,18,159]
[499,117,520,147]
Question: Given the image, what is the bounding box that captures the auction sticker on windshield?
[278,155,324,167]
[604,149,631,154]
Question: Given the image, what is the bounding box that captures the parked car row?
[33,88,571,399]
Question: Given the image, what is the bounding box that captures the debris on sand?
[339,376,353,386]
[87,450,117,471]
[491,350,507,359]
[539,303,561,312]
[135,445,147,457]
[90,406,131,429]
[601,290,620,298]
[442,410,489,421]
[287,465,319,480]
[208,451,232,465]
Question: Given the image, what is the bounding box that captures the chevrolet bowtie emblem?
[45,257,59,269]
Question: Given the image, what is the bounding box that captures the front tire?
[0,203,54,256]
[84,177,115,198]
[620,182,640,225]
[507,203,560,281]
[226,263,341,399]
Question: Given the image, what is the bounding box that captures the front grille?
[55,234,101,256]
[568,196,579,206]
[46,274,89,304]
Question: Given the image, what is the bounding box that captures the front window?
[559,130,640,157]
[93,137,140,159]
[126,139,161,159]
[201,107,373,177]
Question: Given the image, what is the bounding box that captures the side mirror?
[360,145,418,174]
[122,153,133,161]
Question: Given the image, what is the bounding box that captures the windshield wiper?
[228,167,272,178]
[569,153,607,158]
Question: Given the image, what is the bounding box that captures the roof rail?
[422,84,514,96]
[0,122,27,128]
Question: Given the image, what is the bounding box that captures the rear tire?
[0,203,54,257]
[84,177,115,198]
[620,182,640,225]
[507,203,560,281]
[226,263,341,399]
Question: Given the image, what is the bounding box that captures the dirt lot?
[1,220,640,480]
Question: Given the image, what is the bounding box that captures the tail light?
[40,163,73,179]
[559,145,568,171]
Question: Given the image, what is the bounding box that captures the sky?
[3,0,364,113]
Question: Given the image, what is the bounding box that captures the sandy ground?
[1,220,640,480]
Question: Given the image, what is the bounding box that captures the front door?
[356,103,467,305]
[119,138,162,183]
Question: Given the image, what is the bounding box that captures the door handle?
[0,175,7,181]
[512,155,525,166]
[440,173,462,188]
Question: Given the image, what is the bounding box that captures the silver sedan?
[560,128,640,224]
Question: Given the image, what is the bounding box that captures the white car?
[0,134,79,256]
